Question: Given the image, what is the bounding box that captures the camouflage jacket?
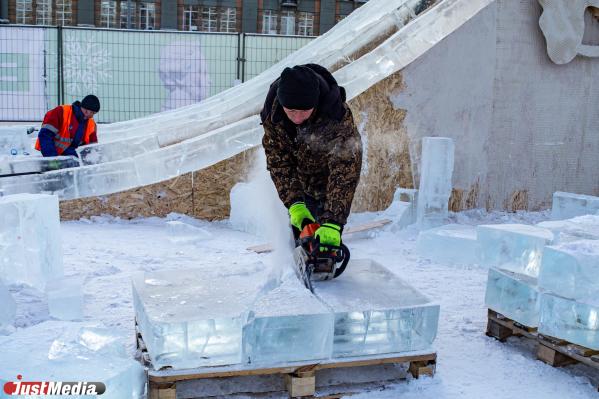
[260,65,362,226]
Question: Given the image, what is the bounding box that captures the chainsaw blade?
[293,245,314,293]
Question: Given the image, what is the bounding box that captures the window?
[16,0,33,24]
[183,5,198,31]
[220,7,236,33]
[119,1,137,28]
[297,12,314,36]
[139,2,155,30]
[201,6,217,32]
[36,0,52,25]
[281,11,295,35]
[101,0,117,28]
[262,10,278,34]
[56,0,72,26]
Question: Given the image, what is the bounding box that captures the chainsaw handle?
[333,243,350,278]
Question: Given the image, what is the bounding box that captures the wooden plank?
[566,344,599,358]
[246,219,392,253]
[486,318,513,341]
[408,360,436,378]
[149,383,176,399]
[537,344,577,367]
[148,352,436,384]
[286,374,316,397]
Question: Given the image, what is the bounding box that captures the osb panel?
[60,149,256,221]
[348,72,414,213]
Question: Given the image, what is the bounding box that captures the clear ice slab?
[485,267,539,327]
[0,155,79,177]
[0,194,63,290]
[0,126,32,154]
[539,293,599,350]
[243,278,333,364]
[132,263,272,370]
[477,224,554,277]
[416,137,454,229]
[538,240,599,301]
[315,259,439,358]
[551,191,599,220]
[0,321,146,399]
[416,224,478,264]
[0,278,15,334]
[537,215,599,243]
[46,276,84,321]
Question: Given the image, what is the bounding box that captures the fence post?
[57,25,64,105]
[241,33,246,83]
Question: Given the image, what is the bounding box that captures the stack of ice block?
[416,224,478,264]
[481,224,554,327]
[243,279,334,364]
[0,321,146,398]
[133,259,440,370]
[0,194,63,290]
[46,276,84,321]
[132,263,272,369]
[537,215,599,244]
[315,259,439,358]
[0,278,16,333]
[538,240,599,349]
[551,191,599,220]
[416,137,454,229]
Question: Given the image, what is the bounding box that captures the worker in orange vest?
[35,95,100,157]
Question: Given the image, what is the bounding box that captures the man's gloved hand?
[47,160,62,170]
[289,202,315,230]
[314,223,342,249]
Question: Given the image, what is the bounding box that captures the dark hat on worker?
[277,66,319,110]
[81,94,100,112]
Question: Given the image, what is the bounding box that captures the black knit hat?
[81,94,100,112]
[277,66,319,110]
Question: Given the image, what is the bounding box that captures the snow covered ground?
[7,207,599,398]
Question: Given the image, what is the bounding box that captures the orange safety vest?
[35,105,96,155]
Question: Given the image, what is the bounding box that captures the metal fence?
[0,25,314,123]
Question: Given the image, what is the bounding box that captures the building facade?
[0,0,367,35]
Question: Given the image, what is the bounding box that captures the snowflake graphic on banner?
[63,34,112,95]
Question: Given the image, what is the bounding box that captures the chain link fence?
[0,25,314,123]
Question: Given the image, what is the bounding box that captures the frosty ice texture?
[537,215,599,243]
[0,321,146,399]
[243,279,333,364]
[551,191,599,220]
[0,194,63,290]
[132,264,271,369]
[315,259,439,358]
[0,278,15,333]
[46,276,84,321]
[416,224,478,264]
[485,267,540,327]
[539,293,599,350]
[166,221,212,244]
[538,240,599,301]
[477,224,554,277]
[416,137,454,229]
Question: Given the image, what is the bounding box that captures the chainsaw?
[293,222,350,293]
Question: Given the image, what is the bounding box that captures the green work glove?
[314,223,342,249]
[47,160,62,170]
[288,202,315,230]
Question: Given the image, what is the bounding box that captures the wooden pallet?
[246,219,392,254]
[486,309,599,390]
[136,324,436,398]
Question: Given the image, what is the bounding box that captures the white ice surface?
[537,215,599,243]
[0,278,15,334]
[46,276,84,321]
[2,207,598,397]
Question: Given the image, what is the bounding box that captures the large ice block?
[538,240,599,301]
[382,188,418,229]
[551,191,599,220]
[416,224,478,264]
[132,263,271,369]
[46,276,84,321]
[315,259,439,358]
[485,267,540,327]
[539,293,599,350]
[243,278,334,364]
[0,167,77,198]
[477,224,554,277]
[78,135,160,165]
[0,321,146,398]
[0,126,32,155]
[416,137,454,229]
[0,155,79,177]
[0,278,15,333]
[0,194,63,290]
[537,215,599,243]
